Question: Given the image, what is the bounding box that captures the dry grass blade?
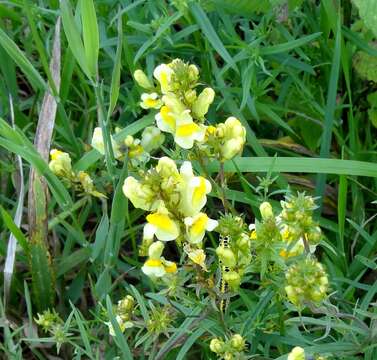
[27,18,61,310]
[3,95,25,307]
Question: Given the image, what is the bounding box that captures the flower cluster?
[123,157,217,279]
[279,193,322,258]
[134,59,246,159]
[91,126,164,167]
[285,257,329,308]
[210,333,246,359]
[105,295,135,336]
[215,215,251,291]
[49,149,105,198]
[35,309,67,352]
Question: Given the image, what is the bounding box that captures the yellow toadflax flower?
[142,241,177,278]
[145,207,180,241]
[153,63,174,94]
[133,69,154,90]
[184,212,218,244]
[178,161,212,217]
[91,127,122,159]
[174,111,206,149]
[49,149,73,177]
[122,176,155,211]
[140,92,162,109]
[185,248,207,270]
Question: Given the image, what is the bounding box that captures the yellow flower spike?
[184,213,218,244]
[153,63,174,94]
[49,149,72,177]
[287,347,305,360]
[179,161,212,217]
[192,87,215,120]
[123,176,155,211]
[91,127,122,159]
[140,92,162,109]
[146,209,180,241]
[134,69,154,90]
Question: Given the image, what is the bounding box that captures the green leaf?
[0,27,46,91]
[205,157,377,177]
[190,2,237,71]
[60,0,91,79]
[80,0,99,77]
[57,248,91,277]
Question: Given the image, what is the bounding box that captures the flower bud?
[188,64,199,82]
[216,247,236,267]
[209,338,225,354]
[141,126,165,153]
[134,69,154,90]
[287,346,305,360]
[230,334,245,351]
[156,157,179,178]
[49,149,72,177]
[260,201,273,220]
[223,271,241,290]
[192,87,215,120]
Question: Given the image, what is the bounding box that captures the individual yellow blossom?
[178,161,212,216]
[140,92,162,109]
[155,105,176,134]
[133,69,154,90]
[184,213,218,244]
[192,87,215,120]
[91,127,122,159]
[287,346,305,360]
[218,117,246,160]
[49,149,73,177]
[153,63,174,94]
[77,171,106,198]
[174,112,206,149]
[141,126,165,152]
[142,241,177,278]
[185,247,207,270]
[122,176,155,211]
[145,207,180,241]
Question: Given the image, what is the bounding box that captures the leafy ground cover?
[0,1,377,359]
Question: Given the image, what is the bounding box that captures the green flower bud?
[209,338,225,354]
[223,271,241,290]
[230,333,245,351]
[192,87,215,120]
[141,126,165,152]
[134,69,154,90]
[260,201,273,220]
[216,247,236,267]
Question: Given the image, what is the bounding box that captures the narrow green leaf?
[60,0,91,79]
[0,27,46,91]
[80,0,99,77]
[190,3,236,71]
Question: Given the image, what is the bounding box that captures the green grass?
[1,0,377,359]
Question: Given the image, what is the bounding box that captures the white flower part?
[174,111,206,149]
[143,223,156,241]
[140,92,162,109]
[91,127,122,159]
[146,211,180,241]
[249,223,256,231]
[141,126,165,152]
[184,213,218,244]
[153,64,173,94]
[142,260,166,278]
[122,176,154,211]
[148,240,164,259]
